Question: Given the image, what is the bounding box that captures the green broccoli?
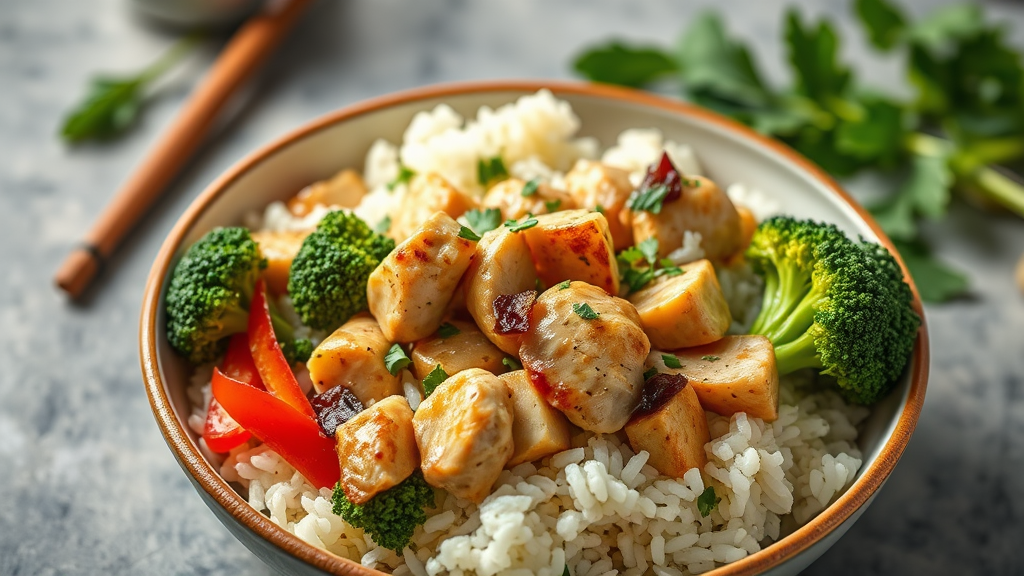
[746,216,920,404]
[288,211,395,332]
[165,227,265,364]
[331,472,435,552]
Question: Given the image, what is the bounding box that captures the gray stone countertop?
[2,0,1023,573]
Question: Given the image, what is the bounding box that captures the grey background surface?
[1,0,1023,574]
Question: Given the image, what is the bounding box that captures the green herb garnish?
[502,357,523,371]
[697,486,721,517]
[373,216,392,234]
[437,323,461,338]
[617,238,681,293]
[388,165,416,191]
[464,208,502,236]
[421,364,449,397]
[545,199,562,212]
[572,302,600,320]
[521,178,541,196]
[701,355,721,362]
[477,156,509,186]
[384,344,411,375]
[662,354,683,369]
[643,366,658,380]
[556,279,572,290]
[504,216,539,233]
[60,34,201,143]
[458,225,482,242]
[627,184,672,214]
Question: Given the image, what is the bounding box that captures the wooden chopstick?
[54,0,313,299]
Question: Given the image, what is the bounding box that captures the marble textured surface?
[2,0,1023,574]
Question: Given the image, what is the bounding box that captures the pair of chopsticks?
[54,0,313,298]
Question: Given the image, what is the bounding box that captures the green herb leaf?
[458,225,482,242]
[892,239,969,302]
[855,0,907,51]
[871,149,953,241]
[643,366,658,380]
[627,184,671,214]
[702,355,721,362]
[638,237,659,265]
[437,323,460,338]
[521,178,541,197]
[373,216,392,234]
[785,10,851,101]
[545,199,562,212]
[384,343,411,375]
[594,204,605,214]
[676,12,773,109]
[623,267,656,294]
[657,266,684,277]
[697,486,721,517]
[464,208,502,236]
[502,357,523,371]
[504,216,539,233]
[477,156,509,186]
[388,165,416,191]
[421,364,449,397]
[572,302,600,320]
[556,279,572,290]
[562,564,571,576]
[662,354,683,369]
[617,246,646,266]
[573,42,679,88]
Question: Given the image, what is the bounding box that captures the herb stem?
[968,165,1024,219]
[138,32,203,86]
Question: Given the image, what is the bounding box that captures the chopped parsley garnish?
[384,343,411,375]
[502,356,523,371]
[437,323,461,338]
[544,199,562,212]
[521,178,541,197]
[643,366,658,380]
[562,564,571,576]
[421,364,449,397]
[572,302,600,320]
[702,355,721,362]
[477,156,508,186]
[638,237,659,263]
[594,204,605,214]
[458,225,482,242]
[387,165,416,191]
[373,215,392,234]
[697,486,721,517]
[627,183,671,214]
[662,354,682,369]
[617,238,681,294]
[556,279,572,290]
[464,208,502,236]
[504,215,539,232]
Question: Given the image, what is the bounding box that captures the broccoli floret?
[331,472,435,552]
[288,211,395,332]
[746,216,920,404]
[165,227,265,364]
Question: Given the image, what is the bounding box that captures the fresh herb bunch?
[60,34,201,143]
[573,0,1024,302]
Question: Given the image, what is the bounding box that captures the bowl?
[140,80,929,576]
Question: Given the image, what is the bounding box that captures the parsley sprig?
[617,238,684,293]
[573,0,1024,302]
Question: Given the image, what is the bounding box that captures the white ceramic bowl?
[141,80,929,576]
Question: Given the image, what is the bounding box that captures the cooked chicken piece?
[522,209,620,296]
[250,229,310,296]
[520,281,650,433]
[481,178,577,220]
[627,259,731,349]
[624,374,710,478]
[500,370,572,467]
[367,211,477,343]
[632,175,741,261]
[410,320,507,379]
[335,395,419,505]
[563,160,635,250]
[306,313,402,403]
[736,205,758,256]
[287,168,367,217]
[464,225,538,355]
[647,335,779,421]
[389,173,477,242]
[412,368,514,502]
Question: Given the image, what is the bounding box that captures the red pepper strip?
[202,334,263,453]
[248,278,317,420]
[211,367,340,489]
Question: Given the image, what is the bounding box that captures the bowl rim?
[140,79,929,576]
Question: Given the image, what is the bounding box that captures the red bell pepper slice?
[248,278,317,420]
[202,333,264,453]
[211,367,340,489]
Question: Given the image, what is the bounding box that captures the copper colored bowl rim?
[140,79,929,576]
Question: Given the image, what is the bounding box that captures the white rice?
[199,91,871,575]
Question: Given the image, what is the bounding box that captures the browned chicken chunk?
[251,229,310,296]
[631,175,741,261]
[287,168,367,217]
[335,395,419,505]
[367,211,477,343]
[648,335,779,421]
[624,374,710,478]
[410,320,507,379]
[500,370,572,467]
[412,368,514,503]
[464,225,538,355]
[521,209,620,296]
[481,178,576,220]
[627,259,732,349]
[520,281,650,433]
[563,160,635,250]
[389,173,477,243]
[306,313,402,403]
